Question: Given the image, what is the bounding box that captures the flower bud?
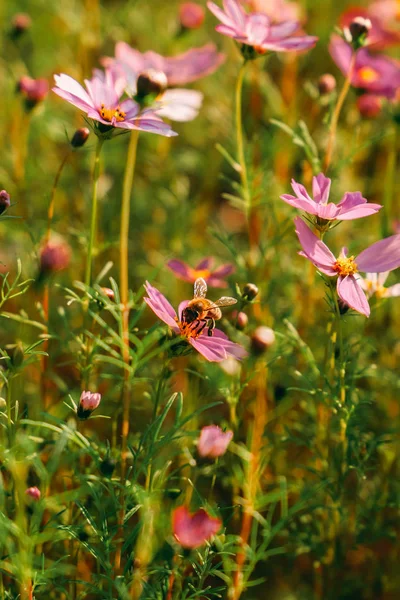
[99,457,116,477]
[11,13,31,37]
[235,311,248,330]
[0,398,7,411]
[357,94,382,119]
[251,326,275,354]
[39,238,71,276]
[136,69,168,98]
[346,17,372,48]
[71,127,90,148]
[318,74,336,96]
[179,3,205,30]
[0,190,11,215]
[77,390,101,420]
[25,486,41,501]
[101,287,115,300]
[242,283,259,301]
[17,76,49,109]
[197,425,233,458]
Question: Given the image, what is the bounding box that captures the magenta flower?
[167,257,235,288]
[173,506,222,548]
[144,282,247,362]
[329,34,400,99]
[179,3,206,29]
[281,174,382,221]
[207,0,317,54]
[295,217,400,317]
[356,94,383,118]
[52,70,176,136]
[198,425,233,458]
[359,272,400,299]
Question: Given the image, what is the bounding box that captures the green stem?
[235,61,250,218]
[333,288,345,407]
[85,137,104,288]
[381,125,397,238]
[120,129,139,484]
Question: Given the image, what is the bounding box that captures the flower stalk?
[85,137,104,288]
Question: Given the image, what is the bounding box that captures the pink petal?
[356,234,400,272]
[173,506,221,549]
[211,263,235,277]
[223,0,246,26]
[337,203,382,220]
[163,44,225,86]
[294,217,337,275]
[144,282,179,329]
[52,74,94,112]
[386,283,400,297]
[196,257,214,271]
[337,191,367,209]
[207,1,237,28]
[280,194,318,214]
[312,173,331,204]
[337,275,370,317]
[261,35,317,51]
[329,34,353,78]
[269,21,299,40]
[157,89,203,122]
[167,259,192,281]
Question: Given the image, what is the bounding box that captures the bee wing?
[214,296,238,307]
[194,277,207,298]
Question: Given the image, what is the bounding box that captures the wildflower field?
[1,0,400,598]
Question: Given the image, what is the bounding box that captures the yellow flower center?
[357,66,379,83]
[188,268,211,280]
[99,104,126,123]
[333,256,358,277]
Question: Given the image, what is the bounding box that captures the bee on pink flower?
[295,217,400,317]
[167,256,235,288]
[172,506,222,548]
[281,174,382,223]
[144,281,247,362]
[103,42,224,122]
[52,69,176,137]
[207,0,317,55]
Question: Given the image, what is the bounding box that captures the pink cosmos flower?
[281,174,382,221]
[103,43,224,122]
[167,257,235,288]
[197,425,233,458]
[359,272,400,299]
[329,34,400,99]
[207,0,317,54]
[52,70,176,136]
[172,506,222,548]
[144,282,247,362]
[295,217,400,317]
[18,76,49,107]
[240,0,301,23]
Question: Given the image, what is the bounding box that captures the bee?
[182,278,237,336]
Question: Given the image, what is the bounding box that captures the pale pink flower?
[240,0,301,23]
[103,43,224,123]
[167,257,235,288]
[52,70,176,136]
[77,390,102,419]
[207,0,317,54]
[198,425,233,458]
[281,174,382,221]
[144,282,247,362]
[359,272,400,299]
[329,34,400,99]
[25,487,41,501]
[295,216,400,317]
[173,506,222,548]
